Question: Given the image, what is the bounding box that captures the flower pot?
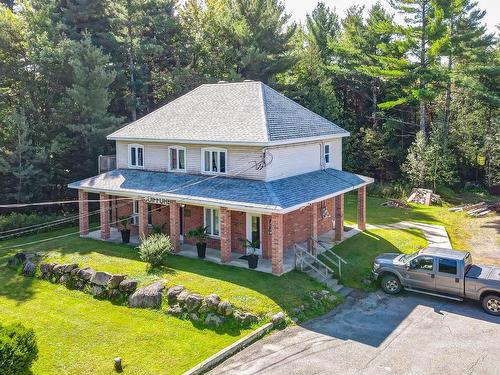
[196,242,207,258]
[247,254,259,269]
[120,229,130,244]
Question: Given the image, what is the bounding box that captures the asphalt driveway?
[211,291,500,374]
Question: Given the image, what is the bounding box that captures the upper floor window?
[128,144,144,168]
[168,146,186,172]
[202,148,226,174]
[324,143,331,165]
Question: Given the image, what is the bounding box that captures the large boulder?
[22,261,36,276]
[166,285,185,304]
[108,275,127,289]
[108,289,123,301]
[52,264,65,275]
[90,285,106,298]
[176,290,191,306]
[119,279,138,293]
[204,294,221,311]
[59,273,70,284]
[167,305,184,317]
[70,267,81,277]
[40,262,57,274]
[205,313,224,327]
[91,271,113,286]
[217,301,233,317]
[234,311,258,326]
[77,267,96,281]
[128,280,165,309]
[74,280,86,290]
[185,294,203,312]
[63,264,78,273]
[14,253,27,263]
[271,311,286,326]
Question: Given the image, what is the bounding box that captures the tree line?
[0,0,498,204]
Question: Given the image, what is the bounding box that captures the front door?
[246,214,262,255]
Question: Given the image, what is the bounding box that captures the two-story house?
[69,81,373,275]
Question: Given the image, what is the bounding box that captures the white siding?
[116,141,266,180]
[265,137,343,181]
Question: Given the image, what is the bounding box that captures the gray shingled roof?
[107,81,349,144]
[68,168,372,212]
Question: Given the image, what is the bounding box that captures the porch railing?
[310,238,347,279]
[294,243,334,282]
[98,155,116,174]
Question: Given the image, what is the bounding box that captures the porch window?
[202,148,226,174]
[324,143,330,165]
[204,207,220,237]
[131,200,152,225]
[128,144,144,168]
[168,146,186,172]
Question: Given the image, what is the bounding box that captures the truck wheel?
[381,274,402,295]
[481,294,500,316]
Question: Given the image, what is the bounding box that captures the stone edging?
[183,322,274,375]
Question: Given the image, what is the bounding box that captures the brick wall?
[283,198,334,250]
[230,211,246,254]
[183,205,221,249]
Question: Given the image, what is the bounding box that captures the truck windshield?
[401,251,419,263]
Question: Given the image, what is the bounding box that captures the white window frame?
[168,145,186,172]
[203,207,220,238]
[131,199,152,226]
[201,147,227,175]
[324,143,331,165]
[128,144,144,168]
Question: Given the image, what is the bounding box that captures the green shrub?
[0,212,71,234]
[0,323,38,374]
[138,233,172,267]
[367,182,411,199]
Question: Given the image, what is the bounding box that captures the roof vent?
[243,79,253,82]
[217,80,228,84]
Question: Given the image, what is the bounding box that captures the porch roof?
[68,168,373,213]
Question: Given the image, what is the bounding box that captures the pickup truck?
[372,247,500,316]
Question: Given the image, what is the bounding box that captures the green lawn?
[344,194,471,249]
[0,228,339,374]
[323,228,428,289]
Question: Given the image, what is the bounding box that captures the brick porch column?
[357,186,366,231]
[138,199,148,241]
[110,196,116,226]
[78,190,89,236]
[99,192,110,240]
[169,201,180,252]
[220,207,232,263]
[311,202,319,239]
[334,194,344,241]
[271,213,284,275]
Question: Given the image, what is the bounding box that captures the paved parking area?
[211,291,500,375]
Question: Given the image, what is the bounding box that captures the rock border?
[183,322,274,375]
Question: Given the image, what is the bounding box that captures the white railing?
[98,155,116,174]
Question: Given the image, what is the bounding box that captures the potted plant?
[118,216,131,244]
[241,239,260,269]
[187,225,209,258]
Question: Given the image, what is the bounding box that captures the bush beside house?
[0,323,38,375]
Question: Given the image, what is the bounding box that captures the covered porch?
[70,168,373,276]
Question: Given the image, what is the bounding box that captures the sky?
[284,0,499,34]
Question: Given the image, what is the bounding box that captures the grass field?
[0,228,338,374]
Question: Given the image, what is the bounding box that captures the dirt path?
[468,214,500,265]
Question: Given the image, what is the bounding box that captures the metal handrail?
[294,244,333,281]
[310,238,347,279]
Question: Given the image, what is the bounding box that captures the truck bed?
[466,264,500,282]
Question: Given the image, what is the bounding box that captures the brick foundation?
[78,190,89,236]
